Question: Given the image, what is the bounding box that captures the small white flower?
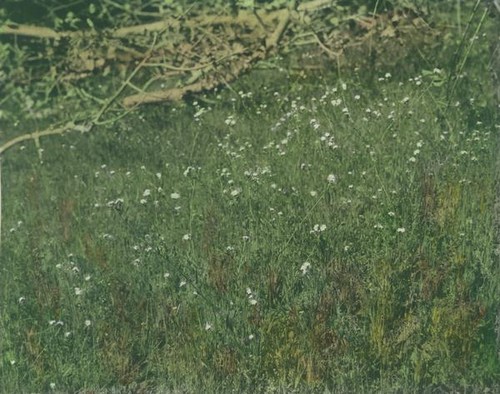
[156,172,162,179]
[170,192,181,199]
[310,190,318,197]
[140,199,147,205]
[143,189,151,197]
[84,320,91,327]
[64,331,72,338]
[50,383,56,390]
[248,334,255,340]
[74,287,83,296]
[327,174,337,184]
[230,188,241,197]
[164,272,170,279]
[249,298,258,306]
[182,233,191,241]
[180,280,187,287]
[205,322,212,331]
[242,235,250,242]
[397,227,406,233]
[18,296,26,304]
[300,261,311,275]
[310,224,327,234]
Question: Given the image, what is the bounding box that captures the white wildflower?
[300,261,311,275]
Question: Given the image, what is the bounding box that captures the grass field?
[1,11,499,393]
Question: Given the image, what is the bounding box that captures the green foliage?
[2,38,499,390]
[1,0,499,392]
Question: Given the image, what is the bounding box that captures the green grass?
[1,31,499,394]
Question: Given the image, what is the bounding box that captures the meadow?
[1,8,500,393]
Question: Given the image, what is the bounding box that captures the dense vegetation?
[1,1,499,392]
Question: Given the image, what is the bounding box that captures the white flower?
[179,280,187,287]
[397,227,406,233]
[205,322,213,331]
[183,166,195,177]
[84,320,91,327]
[249,298,258,306]
[230,188,241,197]
[143,189,151,197]
[74,287,83,296]
[310,224,327,234]
[182,233,191,241]
[300,261,311,275]
[310,190,318,197]
[170,192,181,199]
[327,174,337,184]
[164,272,170,279]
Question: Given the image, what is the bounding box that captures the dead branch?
[123,49,265,107]
[0,23,72,39]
